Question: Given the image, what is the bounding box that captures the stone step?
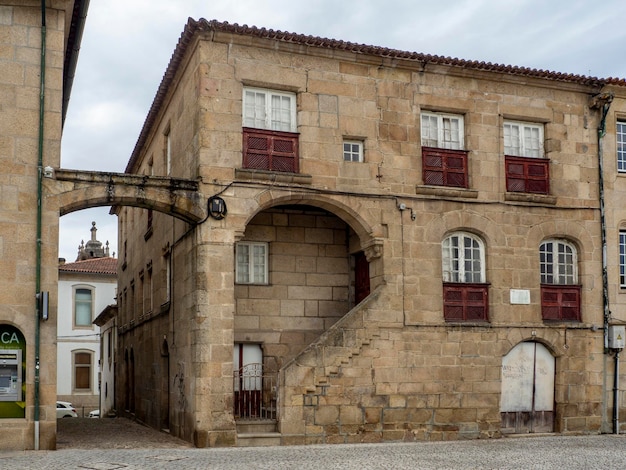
[236,419,277,434]
[236,432,281,447]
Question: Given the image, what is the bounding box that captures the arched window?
[441,232,489,322]
[442,232,485,283]
[540,239,577,285]
[540,239,581,321]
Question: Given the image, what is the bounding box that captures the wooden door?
[500,342,555,434]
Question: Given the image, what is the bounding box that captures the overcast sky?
[58,0,626,261]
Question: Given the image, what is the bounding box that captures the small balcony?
[541,284,581,321]
[422,147,469,188]
[243,127,299,173]
[443,282,489,322]
[505,155,549,194]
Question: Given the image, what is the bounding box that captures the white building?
[57,222,116,416]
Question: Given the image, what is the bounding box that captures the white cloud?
[59,0,626,261]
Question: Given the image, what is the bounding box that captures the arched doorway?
[500,341,555,434]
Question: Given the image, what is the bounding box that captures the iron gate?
[233,363,277,420]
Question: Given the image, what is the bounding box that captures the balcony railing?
[541,284,581,321]
[505,155,549,194]
[422,147,469,188]
[233,363,277,420]
[443,282,489,322]
[243,127,299,173]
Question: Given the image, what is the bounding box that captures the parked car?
[88,409,99,418]
[56,401,78,418]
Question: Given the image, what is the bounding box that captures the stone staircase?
[236,419,281,447]
[303,326,381,405]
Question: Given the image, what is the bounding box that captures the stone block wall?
[0,2,69,450]
[116,22,619,446]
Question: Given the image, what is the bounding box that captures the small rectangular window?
[236,242,268,284]
[618,120,626,173]
[343,140,363,162]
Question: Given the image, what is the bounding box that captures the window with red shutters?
[243,128,299,173]
[443,283,489,322]
[541,285,581,321]
[422,147,469,188]
[505,155,549,194]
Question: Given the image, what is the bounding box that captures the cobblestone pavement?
[2,419,626,469]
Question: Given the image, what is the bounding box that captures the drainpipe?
[34,0,47,450]
[615,350,620,434]
[593,92,613,350]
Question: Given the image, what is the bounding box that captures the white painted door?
[500,342,555,433]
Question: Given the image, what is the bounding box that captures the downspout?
[615,350,620,434]
[593,91,613,349]
[592,91,615,434]
[35,0,47,450]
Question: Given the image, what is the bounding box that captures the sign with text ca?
[0,324,25,418]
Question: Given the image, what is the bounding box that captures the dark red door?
[354,251,370,304]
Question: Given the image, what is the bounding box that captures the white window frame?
[618,120,626,173]
[243,87,296,132]
[421,111,464,150]
[74,285,94,328]
[442,232,485,283]
[540,239,578,285]
[619,229,626,289]
[504,120,544,158]
[236,242,269,285]
[343,140,364,162]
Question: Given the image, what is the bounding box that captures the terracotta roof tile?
[59,257,117,275]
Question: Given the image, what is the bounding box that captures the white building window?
[243,87,296,132]
[343,140,363,162]
[504,121,544,158]
[236,242,268,284]
[619,230,626,289]
[73,350,92,392]
[442,232,485,283]
[74,287,94,327]
[540,239,577,285]
[618,120,626,173]
[421,112,464,150]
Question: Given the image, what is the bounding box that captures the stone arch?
[527,219,597,280]
[45,169,206,224]
[501,329,565,358]
[526,219,596,255]
[234,191,385,259]
[427,209,507,248]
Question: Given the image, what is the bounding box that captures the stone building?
[57,222,116,415]
[0,0,88,450]
[115,19,626,447]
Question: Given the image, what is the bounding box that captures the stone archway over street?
[45,168,207,223]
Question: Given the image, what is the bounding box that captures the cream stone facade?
[115,19,626,447]
[0,1,88,450]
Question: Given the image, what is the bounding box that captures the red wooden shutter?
[243,128,299,173]
[422,147,469,188]
[505,156,549,194]
[541,285,581,321]
[443,283,489,321]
